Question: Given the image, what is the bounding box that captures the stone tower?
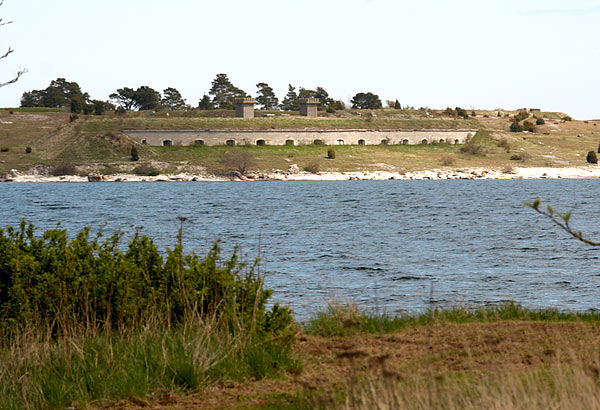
[235,97,256,118]
[298,98,319,117]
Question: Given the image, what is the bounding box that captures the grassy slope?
[1,108,599,175]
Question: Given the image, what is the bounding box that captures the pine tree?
[256,82,279,110]
[280,84,298,111]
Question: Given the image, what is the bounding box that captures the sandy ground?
[5,166,600,183]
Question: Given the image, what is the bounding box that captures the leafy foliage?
[255,82,279,110]
[0,221,294,339]
[221,149,255,175]
[586,150,598,164]
[21,78,89,110]
[161,87,187,110]
[280,84,298,111]
[351,92,382,109]
[209,73,247,110]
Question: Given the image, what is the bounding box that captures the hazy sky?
[1,0,598,118]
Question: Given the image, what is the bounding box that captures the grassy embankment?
[1,108,599,176]
[3,221,600,409]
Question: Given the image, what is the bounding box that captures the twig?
[525,198,600,247]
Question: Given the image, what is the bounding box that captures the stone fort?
[124,98,476,146]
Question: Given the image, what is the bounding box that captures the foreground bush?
[0,220,294,339]
[0,221,298,409]
[587,150,598,164]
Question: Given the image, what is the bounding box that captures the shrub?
[131,145,139,161]
[440,154,455,166]
[51,163,77,176]
[0,147,8,152]
[460,141,486,155]
[563,116,572,121]
[25,146,32,154]
[133,164,160,176]
[597,142,600,154]
[522,121,536,132]
[502,165,515,174]
[536,118,545,125]
[510,152,531,162]
[510,120,522,132]
[514,110,529,122]
[327,148,336,159]
[325,106,336,113]
[303,161,320,173]
[69,114,79,122]
[587,151,598,164]
[222,149,255,175]
[497,138,511,152]
[0,220,295,340]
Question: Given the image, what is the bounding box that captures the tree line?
[20,73,387,113]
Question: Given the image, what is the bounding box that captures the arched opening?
[358,139,366,146]
[194,139,205,146]
[380,139,389,145]
[142,139,147,145]
[256,139,266,146]
[421,139,428,145]
[226,139,236,146]
[163,140,172,147]
[313,139,324,145]
[454,139,460,145]
[402,139,409,145]
[285,139,295,146]
[440,139,445,143]
[336,139,345,145]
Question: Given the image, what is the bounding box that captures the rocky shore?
[4,166,600,183]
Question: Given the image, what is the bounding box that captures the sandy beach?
[5,166,600,183]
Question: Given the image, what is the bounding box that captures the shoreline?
[5,165,600,183]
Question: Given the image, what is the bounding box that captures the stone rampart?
[124,129,477,146]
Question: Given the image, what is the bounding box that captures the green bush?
[536,118,545,125]
[327,148,336,159]
[587,150,598,164]
[25,146,32,154]
[0,220,294,340]
[563,116,572,122]
[69,114,79,122]
[133,164,160,176]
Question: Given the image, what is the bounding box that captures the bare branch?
[0,47,13,60]
[0,67,27,88]
[525,199,600,247]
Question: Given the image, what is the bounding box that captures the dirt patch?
[114,321,600,409]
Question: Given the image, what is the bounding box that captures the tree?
[394,100,401,109]
[280,84,298,111]
[198,94,213,110]
[351,92,382,109]
[20,78,87,109]
[133,86,161,111]
[256,82,278,110]
[209,73,246,109]
[161,87,186,110]
[109,87,137,110]
[315,87,334,111]
[0,2,26,88]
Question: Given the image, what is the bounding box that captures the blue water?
[2,180,600,318]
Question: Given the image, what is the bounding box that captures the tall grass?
[0,220,299,409]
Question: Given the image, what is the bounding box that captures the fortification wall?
[124,129,477,146]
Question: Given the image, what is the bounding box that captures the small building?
[235,97,256,118]
[298,98,319,117]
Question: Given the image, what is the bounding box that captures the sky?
[0,0,598,118]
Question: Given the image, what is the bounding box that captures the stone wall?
[124,129,477,146]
